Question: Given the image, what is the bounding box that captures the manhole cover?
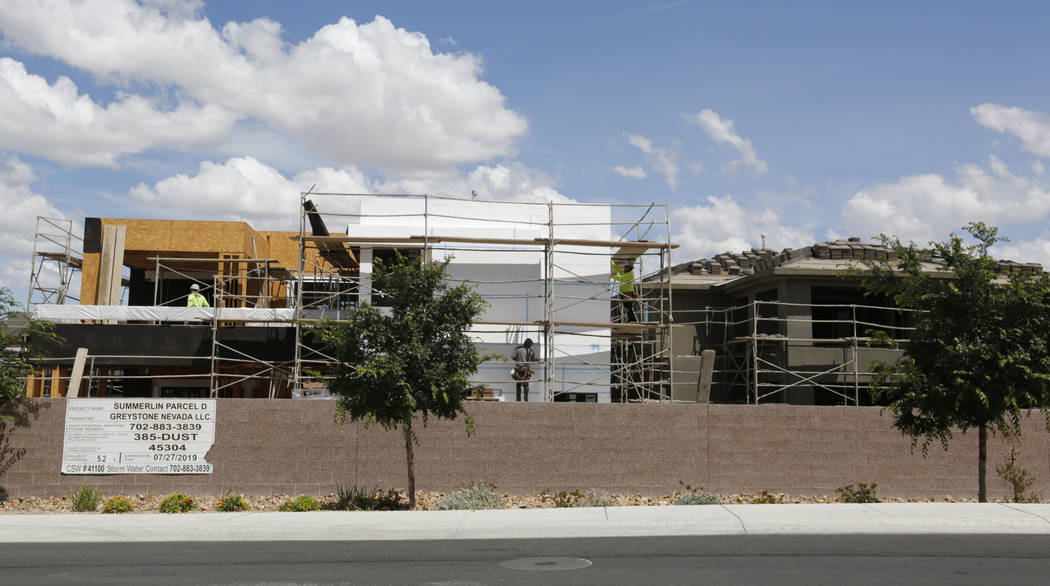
[499,557,593,571]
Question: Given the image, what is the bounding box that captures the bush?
[436,481,505,511]
[997,440,1038,503]
[673,491,721,505]
[578,489,617,508]
[216,492,251,512]
[674,481,721,505]
[158,493,197,513]
[749,490,780,504]
[836,483,880,504]
[71,486,101,512]
[336,486,404,511]
[279,494,322,512]
[101,495,135,514]
[542,489,583,508]
[540,489,617,508]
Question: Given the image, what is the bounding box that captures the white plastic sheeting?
[34,305,295,324]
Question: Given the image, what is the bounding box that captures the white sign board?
[61,399,216,474]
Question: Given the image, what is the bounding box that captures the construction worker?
[611,260,637,322]
[187,283,210,308]
[511,338,536,402]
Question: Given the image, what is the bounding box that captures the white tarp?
[34,305,295,324]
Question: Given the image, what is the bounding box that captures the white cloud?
[0,2,527,173]
[378,161,571,203]
[689,109,768,175]
[612,165,646,179]
[971,104,1050,158]
[672,195,813,261]
[128,157,572,229]
[992,238,1050,266]
[625,134,679,190]
[0,58,236,168]
[0,155,67,255]
[129,156,373,229]
[841,154,1050,244]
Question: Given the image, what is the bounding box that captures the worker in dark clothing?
[511,338,536,402]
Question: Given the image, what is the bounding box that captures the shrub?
[674,481,721,505]
[279,494,322,512]
[216,492,251,512]
[673,491,721,505]
[997,441,1038,503]
[836,483,880,504]
[158,493,197,513]
[101,495,135,514]
[749,490,780,504]
[542,489,583,508]
[336,486,404,511]
[71,486,101,512]
[578,489,617,508]
[540,489,618,508]
[436,481,505,511]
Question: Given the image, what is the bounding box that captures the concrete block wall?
[2,399,1048,500]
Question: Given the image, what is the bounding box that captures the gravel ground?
[1,490,1021,514]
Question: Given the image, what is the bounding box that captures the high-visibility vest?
[187,292,210,307]
[611,260,635,294]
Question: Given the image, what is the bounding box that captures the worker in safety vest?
[611,260,637,322]
[187,283,210,307]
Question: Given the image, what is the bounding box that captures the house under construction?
[662,239,1043,405]
[25,193,676,403]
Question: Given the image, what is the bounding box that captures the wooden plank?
[106,225,126,307]
[96,225,126,306]
[697,349,715,404]
[67,348,88,398]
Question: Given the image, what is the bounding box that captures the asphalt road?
[5,534,1050,585]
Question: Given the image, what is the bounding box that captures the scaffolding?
[672,300,916,404]
[290,193,676,402]
[26,194,676,403]
[27,216,83,309]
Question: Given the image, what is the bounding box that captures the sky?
[2,0,1050,304]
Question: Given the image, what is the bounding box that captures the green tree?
[860,223,1050,502]
[1,287,56,410]
[318,256,487,509]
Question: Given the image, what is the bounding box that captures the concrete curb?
[5,503,1050,543]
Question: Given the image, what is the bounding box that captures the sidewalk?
[5,503,1050,543]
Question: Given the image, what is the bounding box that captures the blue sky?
[2,0,1050,302]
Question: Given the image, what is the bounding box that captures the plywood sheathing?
[78,219,333,305]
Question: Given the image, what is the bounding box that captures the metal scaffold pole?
[544,201,555,401]
[751,299,759,404]
[293,191,308,394]
[209,274,220,398]
[663,203,673,402]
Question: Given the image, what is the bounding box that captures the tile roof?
[670,237,1041,278]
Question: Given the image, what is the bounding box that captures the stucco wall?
[2,399,1048,500]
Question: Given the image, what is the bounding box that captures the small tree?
[859,223,1050,502]
[1,287,56,410]
[319,256,487,509]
